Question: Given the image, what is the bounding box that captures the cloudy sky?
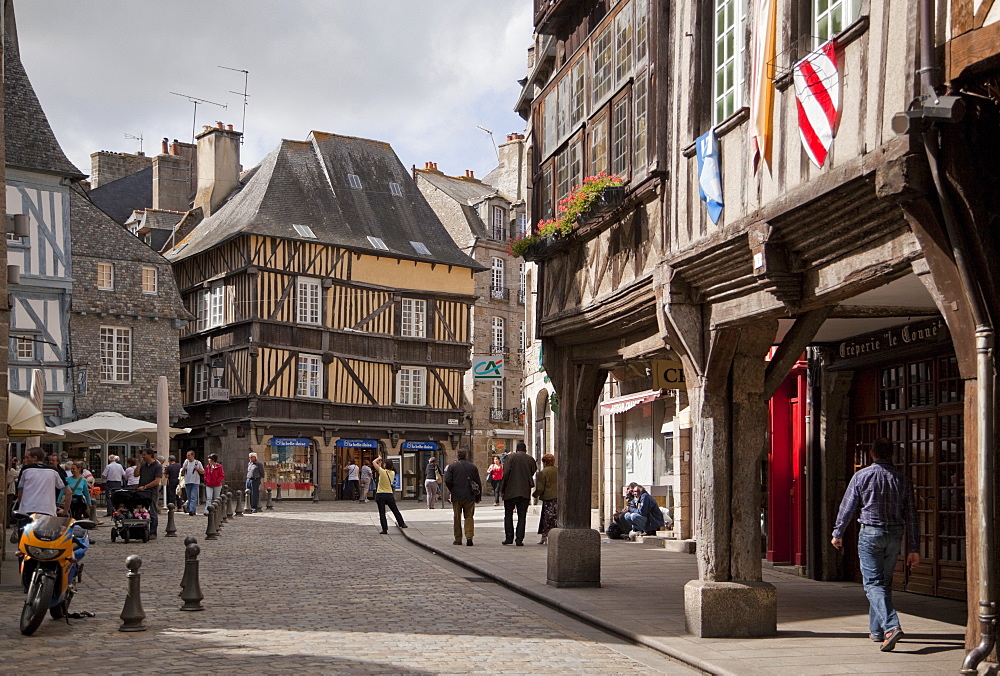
[14,1,532,180]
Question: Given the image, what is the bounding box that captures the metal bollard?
[213,499,223,532]
[165,503,177,537]
[234,489,244,517]
[179,540,205,611]
[275,482,282,501]
[312,485,319,503]
[225,491,235,520]
[265,487,274,510]
[205,505,218,540]
[180,536,197,590]
[119,555,147,632]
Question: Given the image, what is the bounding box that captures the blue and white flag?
[696,128,724,224]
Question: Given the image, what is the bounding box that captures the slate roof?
[125,208,185,253]
[166,131,485,271]
[3,9,85,179]
[87,166,153,224]
[70,189,171,265]
[417,170,500,205]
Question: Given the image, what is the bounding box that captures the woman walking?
[203,454,225,515]
[358,458,373,503]
[486,455,503,506]
[373,456,407,533]
[424,457,442,508]
[533,453,557,544]
[64,462,94,521]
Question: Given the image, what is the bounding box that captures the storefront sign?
[473,355,504,379]
[834,319,948,364]
[270,437,312,447]
[652,360,686,390]
[335,439,378,448]
[400,441,438,450]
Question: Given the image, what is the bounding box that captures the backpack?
[606,522,623,540]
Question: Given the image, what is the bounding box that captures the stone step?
[641,536,696,553]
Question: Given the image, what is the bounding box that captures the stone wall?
[90,150,151,189]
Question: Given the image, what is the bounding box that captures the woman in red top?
[203,454,225,515]
[487,455,503,506]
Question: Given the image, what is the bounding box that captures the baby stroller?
[109,489,152,543]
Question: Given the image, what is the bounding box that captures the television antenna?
[218,65,249,144]
[477,125,499,162]
[170,92,227,143]
[124,132,143,154]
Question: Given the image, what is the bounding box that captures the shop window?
[907,359,935,408]
[879,365,904,411]
[938,356,961,404]
[713,0,746,124]
[401,298,426,338]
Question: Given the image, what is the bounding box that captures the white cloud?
[13,1,531,179]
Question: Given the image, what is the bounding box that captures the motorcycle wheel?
[20,574,54,635]
[111,530,117,542]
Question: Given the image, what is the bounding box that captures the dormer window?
[367,236,389,251]
[389,182,403,197]
[292,224,317,239]
[410,241,430,255]
[348,174,363,189]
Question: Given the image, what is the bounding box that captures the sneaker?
[501,540,513,545]
[880,629,904,652]
[379,530,388,535]
[466,539,474,546]
[398,524,408,529]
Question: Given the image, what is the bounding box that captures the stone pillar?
[543,342,606,588]
[681,321,779,637]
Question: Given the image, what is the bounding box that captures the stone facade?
[69,191,189,422]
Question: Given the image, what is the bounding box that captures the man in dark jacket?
[498,441,537,546]
[444,448,481,546]
[163,455,181,509]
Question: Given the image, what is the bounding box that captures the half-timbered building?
[520,0,999,662]
[414,141,529,464]
[166,125,483,501]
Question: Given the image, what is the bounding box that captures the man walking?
[163,455,181,509]
[832,437,919,652]
[246,452,265,512]
[181,451,205,516]
[498,441,537,546]
[101,454,125,516]
[444,449,481,546]
[137,449,163,539]
[345,458,360,501]
[16,447,69,517]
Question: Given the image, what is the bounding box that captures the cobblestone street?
[0,501,689,675]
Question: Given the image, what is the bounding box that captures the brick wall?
[90,151,152,189]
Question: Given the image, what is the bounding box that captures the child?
[133,506,150,520]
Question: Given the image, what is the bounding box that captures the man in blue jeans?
[832,437,919,652]
[181,451,205,516]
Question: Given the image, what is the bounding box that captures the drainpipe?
[915,0,997,670]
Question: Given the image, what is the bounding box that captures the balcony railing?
[490,408,510,422]
[490,286,510,301]
[490,343,507,356]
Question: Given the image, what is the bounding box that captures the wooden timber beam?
[828,304,940,318]
[764,307,834,400]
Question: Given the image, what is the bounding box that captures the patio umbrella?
[48,411,190,463]
[25,368,44,447]
[8,392,46,436]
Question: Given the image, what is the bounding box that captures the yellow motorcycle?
[13,511,95,635]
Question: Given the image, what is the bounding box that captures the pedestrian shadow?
[778,629,965,643]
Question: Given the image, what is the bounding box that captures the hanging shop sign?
[335,439,379,448]
[652,360,686,390]
[473,355,504,380]
[400,441,439,450]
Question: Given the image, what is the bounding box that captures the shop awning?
[489,429,524,438]
[599,390,662,416]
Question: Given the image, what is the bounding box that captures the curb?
[398,528,723,676]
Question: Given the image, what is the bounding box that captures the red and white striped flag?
[793,40,840,169]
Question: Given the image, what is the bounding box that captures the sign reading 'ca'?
[473,355,504,380]
[652,359,686,390]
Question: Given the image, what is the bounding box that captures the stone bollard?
[165,503,177,537]
[234,489,244,517]
[265,488,274,510]
[205,505,218,540]
[179,540,205,611]
[119,555,147,632]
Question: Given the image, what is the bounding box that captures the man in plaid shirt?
[831,437,919,652]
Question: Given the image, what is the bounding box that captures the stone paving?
[395,497,971,676]
[0,501,690,675]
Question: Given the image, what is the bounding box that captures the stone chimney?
[493,133,528,202]
[89,150,152,189]
[193,122,242,217]
[153,137,193,212]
